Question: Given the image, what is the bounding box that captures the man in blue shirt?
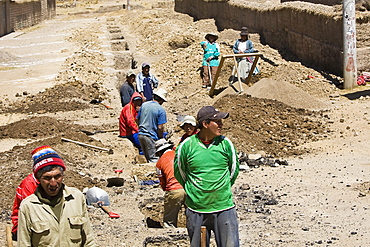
[136,63,159,101]
[137,88,167,163]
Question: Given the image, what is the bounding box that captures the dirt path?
[0,0,370,246]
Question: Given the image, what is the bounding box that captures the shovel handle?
[200,226,207,247]
[6,225,13,247]
[61,138,114,154]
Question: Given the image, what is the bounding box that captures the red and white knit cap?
[31,145,66,175]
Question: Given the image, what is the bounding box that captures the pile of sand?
[0,50,16,62]
[245,78,330,111]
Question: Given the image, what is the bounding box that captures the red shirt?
[11,173,39,234]
[119,92,142,136]
[156,150,183,191]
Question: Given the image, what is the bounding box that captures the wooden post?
[233,56,243,93]
[209,53,262,96]
[200,226,207,247]
[209,57,225,96]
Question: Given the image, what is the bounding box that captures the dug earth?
[0,0,369,246]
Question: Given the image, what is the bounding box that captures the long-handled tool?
[200,226,207,247]
[207,62,212,88]
[61,138,114,154]
[90,99,113,109]
[80,129,118,135]
[6,225,13,247]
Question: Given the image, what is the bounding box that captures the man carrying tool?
[137,88,168,163]
[119,92,143,154]
[174,106,240,247]
[119,69,136,107]
[201,33,220,89]
[17,145,95,246]
[155,139,186,228]
[136,62,159,101]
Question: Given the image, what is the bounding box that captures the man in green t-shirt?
[174,106,240,247]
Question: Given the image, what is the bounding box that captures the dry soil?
[0,0,370,246]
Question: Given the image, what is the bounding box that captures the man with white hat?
[179,115,198,144]
[155,139,186,228]
[136,62,159,102]
[136,88,168,163]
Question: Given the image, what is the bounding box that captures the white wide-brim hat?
[153,88,168,102]
[180,115,197,127]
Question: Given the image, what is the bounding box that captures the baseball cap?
[126,69,135,77]
[142,62,150,68]
[197,106,229,122]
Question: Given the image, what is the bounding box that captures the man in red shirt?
[11,173,39,240]
[119,92,143,154]
[155,139,186,228]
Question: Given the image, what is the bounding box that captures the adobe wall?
[175,0,354,75]
[281,0,341,6]
[0,0,55,36]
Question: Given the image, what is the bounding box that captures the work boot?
[108,212,120,218]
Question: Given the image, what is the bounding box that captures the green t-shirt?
[174,134,239,213]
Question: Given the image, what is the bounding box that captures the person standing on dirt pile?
[178,115,198,145]
[174,106,240,247]
[17,145,96,247]
[120,69,136,107]
[11,173,39,241]
[119,92,143,154]
[137,88,168,163]
[155,139,186,228]
[136,62,159,101]
[201,33,220,88]
[232,27,259,82]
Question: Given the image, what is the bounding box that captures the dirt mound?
[0,82,94,113]
[213,94,330,157]
[0,115,94,140]
[245,78,331,111]
[0,50,16,62]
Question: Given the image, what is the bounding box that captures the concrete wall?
[175,0,368,76]
[0,0,55,37]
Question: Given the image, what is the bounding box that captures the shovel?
[90,99,113,109]
[80,129,118,135]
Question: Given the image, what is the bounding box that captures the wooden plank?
[209,53,262,96]
[244,55,261,85]
[209,56,225,96]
